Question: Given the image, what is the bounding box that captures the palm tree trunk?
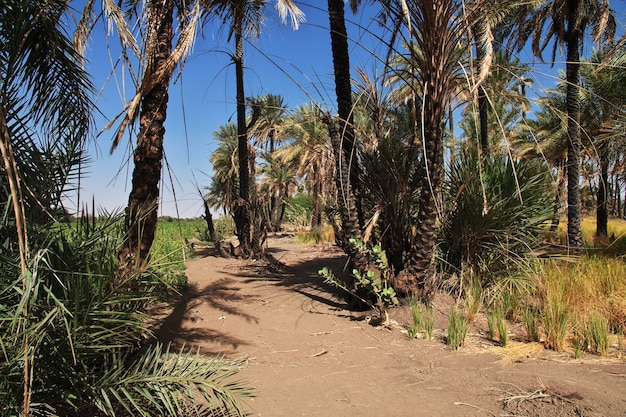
[119,0,173,276]
[311,173,323,229]
[473,24,490,155]
[564,21,583,251]
[327,0,364,230]
[596,144,609,237]
[233,12,252,254]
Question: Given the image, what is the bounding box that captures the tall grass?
[526,255,626,352]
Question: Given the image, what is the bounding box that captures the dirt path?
[154,235,626,417]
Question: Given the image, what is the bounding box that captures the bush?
[439,151,553,288]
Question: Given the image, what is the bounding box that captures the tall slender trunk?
[311,171,323,229]
[327,0,364,230]
[474,24,489,155]
[596,144,609,237]
[550,160,566,234]
[564,18,583,251]
[233,11,252,253]
[119,0,173,276]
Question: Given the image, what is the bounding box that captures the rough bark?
[327,0,364,230]
[119,0,173,277]
[564,13,583,251]
[233,11,252,254]
[596,145,609,238]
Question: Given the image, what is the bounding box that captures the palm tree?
[277,104,334,229]
[511,0,616,251]
[77,0,202,277]
[520,88,569,235]
[207,0,304,256]
[327,0,364,231]
[580,48,626,238]
[209,123,240,215]
[380,0,475,296]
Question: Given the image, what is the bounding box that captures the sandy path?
[154,235,626,417]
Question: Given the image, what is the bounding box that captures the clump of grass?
[524,254,626,353]
[447,307,468,350]
[464,276,482,324]
[295,225,335,244]
[423,306,435,340]
[496,309,508,347]
[407,298,423,339]
[522,308,540,342]
[587,311,610,356]
[541,284,570,352]
[486,310,497,341]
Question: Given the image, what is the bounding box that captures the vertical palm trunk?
[311,170,323,229]
[233,11,252,253]
[327,0,364,230]
[564,16,583,251]
[393,0,451,297]
[596,145,609,237]
[473,25,490,155]
[119,0,173,276]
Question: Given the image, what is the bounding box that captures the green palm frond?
[92,344,252,417]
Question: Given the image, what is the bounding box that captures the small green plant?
[319,239,398,326]
[542,291,570,352]
[423,306,435,340]
[571,322,586,359]
[496,309,508,347]
[522,308,540,342]
[486,310,497,340]
[447,307,468,350]
[407,298,423,339]
[587,311,610,356]
[464,277,482,324]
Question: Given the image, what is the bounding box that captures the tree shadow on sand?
[152,277,258,355]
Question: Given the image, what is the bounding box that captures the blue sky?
[73,1,626,218]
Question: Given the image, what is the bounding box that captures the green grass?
[150,218,206,293]
[295,225,335,244]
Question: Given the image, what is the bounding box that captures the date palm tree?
[510,0,616,251]
[76,0,203,277]
[580,48,626,238]
[277,103,334,229]
[381,0,477,296]
[207,0,304,256]
[327,0,364,232]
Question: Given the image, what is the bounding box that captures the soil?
[154,234,626,417]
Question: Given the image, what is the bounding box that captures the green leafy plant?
[407,298,423,339]
[522,308,540,342]
[447,307,468,350]
[423,306,435,340]
[319,239,398,326]
[496,309,508,347]
[487,310,497,340]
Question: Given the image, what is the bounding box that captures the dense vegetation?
[1,0,625,415]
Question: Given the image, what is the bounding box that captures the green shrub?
[447,307,468,350]
[439,152,552,287]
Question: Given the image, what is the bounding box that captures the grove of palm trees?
[1,0,625,415]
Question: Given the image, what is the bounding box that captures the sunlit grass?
[555,217,626,253]
[525,255,626,354]
[151,218,206,293]
[295,225,335,244]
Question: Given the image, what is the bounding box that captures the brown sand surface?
[154,235,626,417]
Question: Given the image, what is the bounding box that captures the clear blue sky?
[73,1,625,218]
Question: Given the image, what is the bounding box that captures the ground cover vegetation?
[1,0,625,414]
